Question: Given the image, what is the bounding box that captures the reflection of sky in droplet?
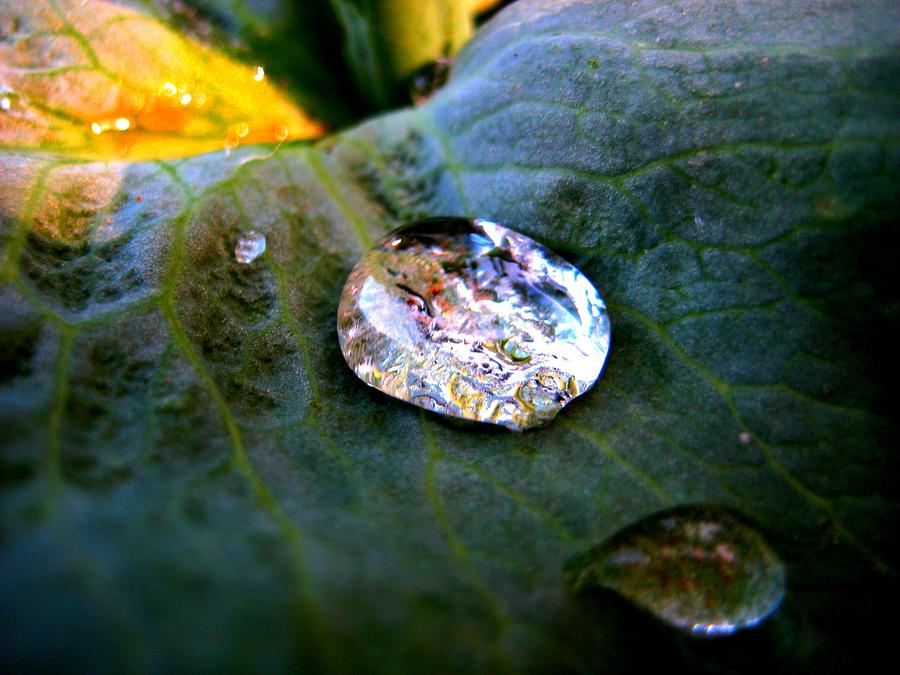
[234,230,266,264]
[565,504,786,637]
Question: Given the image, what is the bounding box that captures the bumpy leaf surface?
[1,1,898,672]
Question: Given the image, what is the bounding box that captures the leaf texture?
[1,1,899,672]
[0,0,323,160]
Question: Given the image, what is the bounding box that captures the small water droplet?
[565,504,786,636]
[179,92,192,106]
[0,88,25,115]
[161,82,178,97]
[499,335,532,363]
[337,217,611,430]
[234,230,266,264]
[253,65,266,82]
[739,431,752,444]
[694,212,706,228]
[114,117,131,131]
[409,57,451,105]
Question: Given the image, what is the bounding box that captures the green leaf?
[1,0,898,672]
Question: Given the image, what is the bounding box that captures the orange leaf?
[0,0,325,161]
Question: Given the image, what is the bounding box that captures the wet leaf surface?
[1,1,899,671]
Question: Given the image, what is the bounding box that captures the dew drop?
[409,57,451,105]
[253,66,266,82]
[565,505,786,636]
[0,88,25,115]
[337,217,611,430]
[234,230,266,264]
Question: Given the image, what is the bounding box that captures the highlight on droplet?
[0,96,10,111]
[253,66,265,82]
[90,118,132,135]
[235,230,267,264]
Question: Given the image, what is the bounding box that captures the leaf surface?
[1,1,898,672]
[0,0,323,160]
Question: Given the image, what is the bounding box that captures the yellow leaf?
[0,0,325,161]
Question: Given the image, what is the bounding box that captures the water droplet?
[161,82,178,97]
[0,88,25,115]
[114,117,131,131]
[409,58,451,105]
[253,66,266,82]
[179,92,192,106]
[565,505,786,636]
[337,217,611,430]
[234,230,266,264]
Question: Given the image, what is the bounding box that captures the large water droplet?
[234,230,266,264]
[565,505,786,636]
[337,217,611,430]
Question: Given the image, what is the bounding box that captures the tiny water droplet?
[234,230,266,264]
[693,212,706,228]
[739,431,752,444]
[337,217,611,430]
[409,57,451,105]
[565,504,786,636]
[0,89,25,115]
[253,65,266,82]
